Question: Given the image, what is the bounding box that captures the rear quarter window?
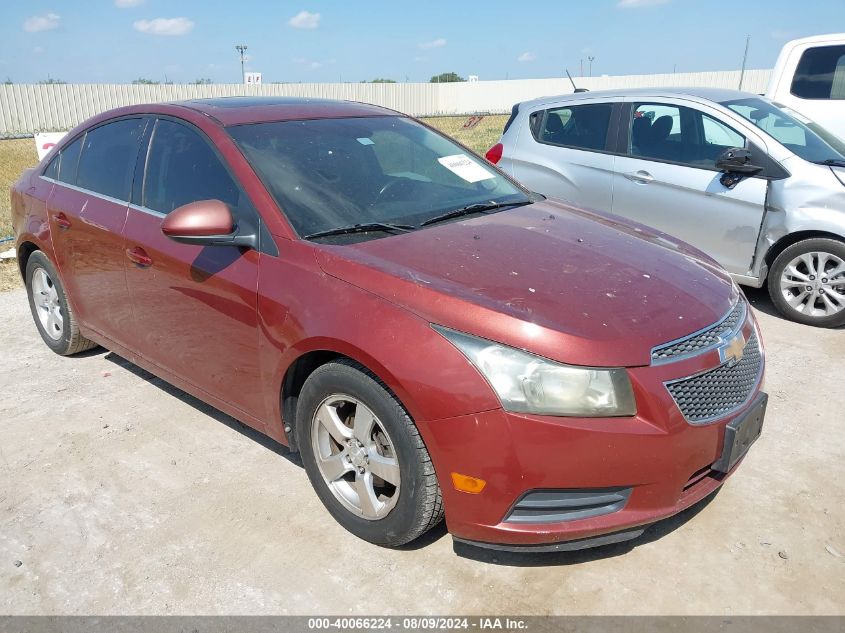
[43,153,59,179]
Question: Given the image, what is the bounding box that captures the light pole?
[588,56,595,77]
[235,44,248,84]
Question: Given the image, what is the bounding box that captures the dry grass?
[0,117,506,292]
[1,139,38,239]
[1,139,37,291]
[422,115,508,155]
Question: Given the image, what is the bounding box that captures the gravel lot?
[0,285,843,615]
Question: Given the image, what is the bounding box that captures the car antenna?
[566,69,589,93]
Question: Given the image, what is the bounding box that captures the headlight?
[434,325,636,417]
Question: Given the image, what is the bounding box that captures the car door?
[610,99,769,276]
[123,117,266,423]
[44,117,148,339]
[511,100,618,211]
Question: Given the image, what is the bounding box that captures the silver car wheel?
[31,267,64,340]
[310,394,401,521]
[779,251,845,317]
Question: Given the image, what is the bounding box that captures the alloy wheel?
[779,251,845,318]
[310,394,401,520]
[31,267,64,340]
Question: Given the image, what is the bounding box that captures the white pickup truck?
[767,33,845,141]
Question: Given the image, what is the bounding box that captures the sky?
[1,0,844,84]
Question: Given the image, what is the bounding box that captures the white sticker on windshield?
[357,137,375,145]
[437,154,496,183]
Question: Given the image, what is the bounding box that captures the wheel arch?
[763,230,845,272]
[17,240,42,279]
[279,342,418,453]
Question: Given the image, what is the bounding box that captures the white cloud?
[617,0,670,7]
[517,52,536,63]
[288,10,320,29]
[23,13,60,32]
[114,0,144,7]
[133,17,194,36]
[33,46,44,54]
[419,38,446,49]
[413,56,427,63]
[293,57,331,70]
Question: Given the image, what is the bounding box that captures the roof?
[519,86,764,109]
[778,32,845,47]
[172,96,400,126]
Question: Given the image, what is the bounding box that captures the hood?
[314,199,738,367]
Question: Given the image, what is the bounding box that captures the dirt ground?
[0,284,843,615]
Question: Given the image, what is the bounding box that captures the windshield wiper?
[303,222,415,240]
[815,158,845,168]
[420,200,531,227]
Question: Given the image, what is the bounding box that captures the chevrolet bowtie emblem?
[719,332,746,366]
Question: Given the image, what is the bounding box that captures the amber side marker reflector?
[451,472,487,494]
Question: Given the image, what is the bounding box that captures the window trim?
[529,101,620,155]
[41,176,135,208]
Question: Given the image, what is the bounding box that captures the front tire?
[768,238,845,328]
[25,251,97,355]
[296,359,443,547]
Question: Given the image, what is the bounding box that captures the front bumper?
[418,317,765,549]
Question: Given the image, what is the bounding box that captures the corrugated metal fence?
[0,69,771,138]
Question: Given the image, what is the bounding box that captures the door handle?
[126,246,153,268]
[624,170,654,184]
[54,212,72,230]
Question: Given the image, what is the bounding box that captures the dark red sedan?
[10,97,766,552]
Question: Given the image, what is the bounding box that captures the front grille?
[504,487,631,524]
[665,331,762,424]
[652,301,745,363]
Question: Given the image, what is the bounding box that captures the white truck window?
[791,44,845,100]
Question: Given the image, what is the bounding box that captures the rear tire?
[768,238,845,328]
[25,251,98,355]
[296,359,443,547]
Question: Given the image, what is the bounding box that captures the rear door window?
[57,136,83,185]
[533,103,613,152]
[143,119,240,214]
[791,44,845,100]
[76,118,146,201]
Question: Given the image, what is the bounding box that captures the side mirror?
[161,199,257,249]
[716,147,764,189]
[715,147,764,176]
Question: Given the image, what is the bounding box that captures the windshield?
[722,97,845,164]
[228,116,529,241]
